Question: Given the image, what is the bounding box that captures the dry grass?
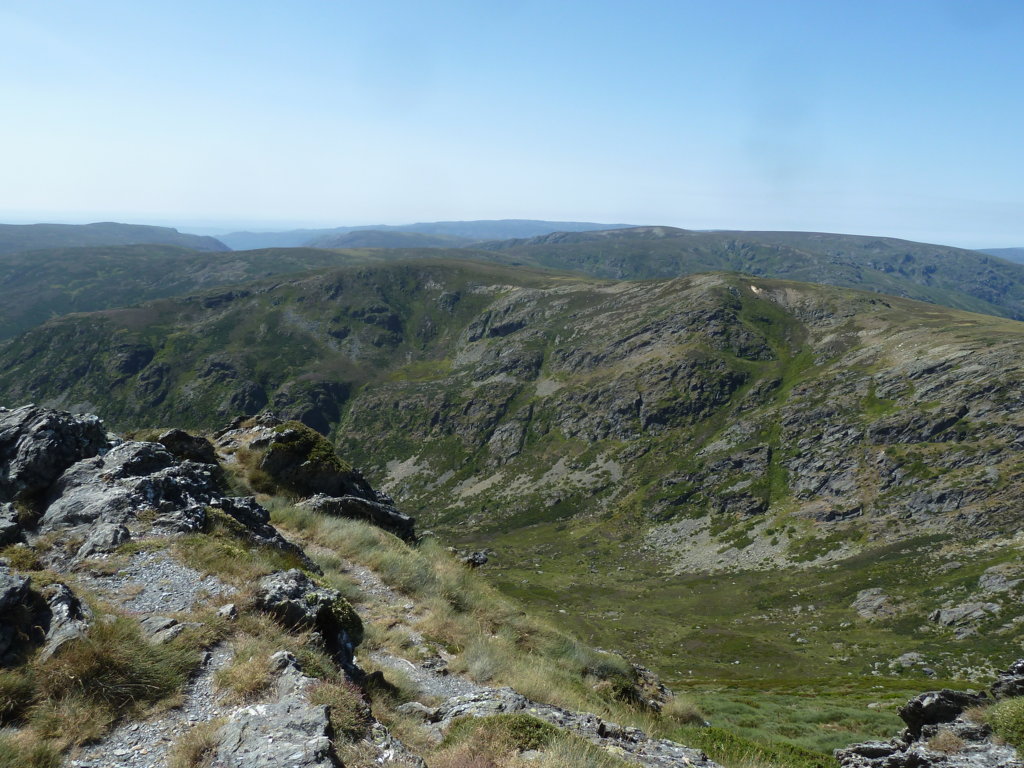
[267,501,703,734]
[307,679,371,741]
[167,718,224,768]
[0,731,61,768]
[926,729,965,754]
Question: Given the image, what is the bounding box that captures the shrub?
[990,697,1024,749]
[0,544,41,571]
[444,716,561,753]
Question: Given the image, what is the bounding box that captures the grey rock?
[0,503,23,545]
[213,651,340,768]
[0,405,107,503]
[138,615,189,644]
[209,497,316,568]
[991,658,1024,699]
[75,522,130,559]
[38,582,91,661]
[978,564,1022,594]
[295,494,416,543]
[432,687,721,768]
[40,440,220,534]
[253,570,362,666]
[461,551,488,568]
[395,701,438,720]
[898,689,988,739]
[929,603,1000,628]
[157,428,217,464]
[218,603,238,620]
[852,588,898,620]
[0,564,29,613]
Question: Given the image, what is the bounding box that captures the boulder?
[295,494,416,542]
[75,522,130,559]
[0,405,107,502]
[929,602,1000,628]
[253,570,362,666]
[39,441,220,534]
[256,421,373,498]
[0,564,29,613]
[208,497,316,568]
[978,564,1022,594]
[852,588,898,620]
[898,689,987,739]
[213,651,340,768]
[158,429,218,464]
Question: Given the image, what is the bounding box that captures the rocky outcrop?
[213,651,341,768]
[0,404,107,502]
[158,428,218,464]
[429,687,721,768]
[852,588,900,620]
[837,662,1024,767]
[898,689,989,740]
[295,494,416,542]
[253,569,363,668]
[0,565,91,664]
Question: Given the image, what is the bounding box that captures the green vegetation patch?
[990,697,1024,749]
[443,712,560,751]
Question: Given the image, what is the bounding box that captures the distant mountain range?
[0,222,228,255]
[216,219,634,250]
[477,226,1024,319]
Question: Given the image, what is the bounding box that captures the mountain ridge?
[0,221,228,255]
[217,219,636,250]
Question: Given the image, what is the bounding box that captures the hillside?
[218,219,634,251]
[0,245,384,339]
[477,226,1024,320]
[0,222,228,255]
[982,247,1024,264]
[2,259,1024,752]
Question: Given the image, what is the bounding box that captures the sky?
[1,0,1022,247]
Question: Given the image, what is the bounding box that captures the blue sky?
[1,0,1022,247]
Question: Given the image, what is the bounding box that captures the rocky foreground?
[3,402,1024,768]
[0,403,723,768]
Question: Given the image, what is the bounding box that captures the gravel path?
[66,644,234,768]
[78,550,236,614]
[344,560,488,703]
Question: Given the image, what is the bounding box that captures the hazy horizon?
[2,1,1023,249]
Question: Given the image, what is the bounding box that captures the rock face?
[213,651,340,768]
[0,404,107,502]
[837,662,1024,767]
